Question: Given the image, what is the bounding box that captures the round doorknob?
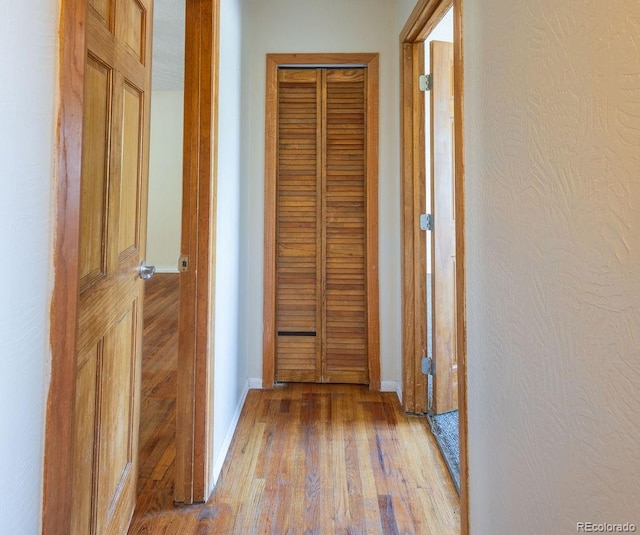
[139,261,156,280]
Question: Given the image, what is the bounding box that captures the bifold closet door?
[275,67,368,384]
[275,69,322,382]
[323,69,368,384]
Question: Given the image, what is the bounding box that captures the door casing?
[175,0,220,505]
[45,0,219,531]
[399,0,468,533]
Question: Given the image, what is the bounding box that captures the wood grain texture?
[400,42,417,413]
[324,68,368,384]
[400,41,427,414]
[262,54,279,389]
[71,0,153,529]
[400,0,453,42]
[452,1,468,532]
[264,53,380,390]
[176,0,220,504]
[129,383,460,534]
[364,56,381,391]
[128,274,180,533]
[430,40,458,415]
[275,68,320,382]
[44,0,87,532]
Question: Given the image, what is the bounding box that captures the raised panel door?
[70,0,152,532]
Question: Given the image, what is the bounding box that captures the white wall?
[211,0,247,486]
[396,0,418,32]
[465,0,640,532]
[0,1,57,533]
[147,91,183,272]
[241,0,403,386]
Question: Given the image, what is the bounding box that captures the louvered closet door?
[275,69,322,382]
[275,67,368,384]
[322,69,368,384]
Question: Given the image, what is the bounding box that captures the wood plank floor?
[129,273,180,531]
[129,274,460,534]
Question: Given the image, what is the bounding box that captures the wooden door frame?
[175,0,220,505]
[399,0,468,533]
[262,53,381,391]
[44,0,219,531]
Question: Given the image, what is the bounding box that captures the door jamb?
[175,0,220,505]
[399,0,468,533]
[44,0,219,530]
[262,53,381,390]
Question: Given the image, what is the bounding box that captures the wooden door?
[430,40,458,414]
[71,0,153,533]
[274,67,369,384]
[274,68,322,382]
[323,69,368,384]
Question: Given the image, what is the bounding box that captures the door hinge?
[419,73,432,92]
[420,213,433,231]
[422,356,435,376]
[179,256,189,272]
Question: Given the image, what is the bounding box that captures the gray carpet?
[429,410,460,493]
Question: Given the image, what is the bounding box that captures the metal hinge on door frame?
[419,73,432,92]
[420,213,433,231]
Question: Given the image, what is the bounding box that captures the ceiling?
[151,0,185,91]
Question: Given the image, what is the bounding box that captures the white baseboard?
[248,378,263,389]
[381,380,402,403]
[154,266,179,274]
[211,379,250,487]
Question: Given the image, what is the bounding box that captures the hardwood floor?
[129,273,180,531]
[129,274,460,534]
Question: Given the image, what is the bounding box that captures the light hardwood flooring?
[129,274,460,534]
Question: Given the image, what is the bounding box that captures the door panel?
[90,0,112,26]
[430,40,458,414]
[71,350,98,535]
[118,0,145,61]
[80,57,111,286]
[275,68,321,383]
[71,0,152,532]
[323,69,368,384]
[118,82,142,256]
[96,304,138,535]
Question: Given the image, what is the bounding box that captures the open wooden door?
[70,0,153,533]
[430,40,458,415]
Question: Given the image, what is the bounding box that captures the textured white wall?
[212,0,247,485]
[0,1,57,533]
[147,91,183,271]
[465,0,640,532]
[241,0,402,385]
